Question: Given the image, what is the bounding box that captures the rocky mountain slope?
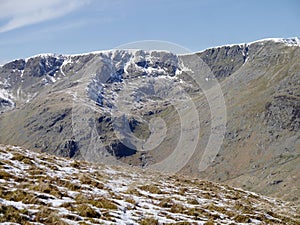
[0,38,299,205]
[0,145,299,224]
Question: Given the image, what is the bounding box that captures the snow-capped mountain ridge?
[19,37,300,63]
[1,36,299,69]
[194,37,300,55]
[0,49,185,113]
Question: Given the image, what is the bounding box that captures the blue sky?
[0,0,299,64]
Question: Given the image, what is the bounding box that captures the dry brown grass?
[0,170,16,180]
[76,204,101,218]
[75,193,118,210]
[170,203,186,213]
[204,204,235,218]
[0,145,298,224]
[30,180,63,198]
[185,207,209,219]
[92,198,118,210]
[78,173,104,189]
[203,221,215,225]
[28,167,47,176]
[158,198,173,208]
[34,206,68,224]
[170,222,194,225]
[187,198,199,205]
[11,152,34,165]
[234,214,251,223]
[3,189,40,205]
[126,187,142,196]
[0,205,29,223]
[124,197,136,205]
[139,184,162,194]
[70,160,83,169]
[139,217,159,225]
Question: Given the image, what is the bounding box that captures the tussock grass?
[3,189,40,205]
[34,207,67,224]
[234,214,251,223]
[78,173,104,189]
[158,198,173,208]
[76,204,101,218]
[187,198,199,205]
[170,203,186,213]
[0,170,16,180]
[0,145,298,224]
[0,205,29,223]
[203,221,215,225]
[30,181,63,198]
[139,217,159,225]
[11,153,34,165]
[126,188,142,196]
[139,184,162,194]
[75,193,118,210]
[91,198,118,210]
[124,197,136,205]
[170,222,194,225]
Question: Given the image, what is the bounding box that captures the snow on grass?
[0,144,299,224]
[0,198,28,210]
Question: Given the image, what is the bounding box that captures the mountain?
[0,144,299,224]
[0,38,299,205]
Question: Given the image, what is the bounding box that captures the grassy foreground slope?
[0,145,299,224]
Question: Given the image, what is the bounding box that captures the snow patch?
[0,89,15,106]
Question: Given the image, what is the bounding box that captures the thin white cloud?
[0,0,89,33]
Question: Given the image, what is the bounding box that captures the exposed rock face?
[197,44,248,79]
[23,56,64,77]
[0,38,299,204]
[2,59,26,70]
[264,95,299,131]
[0,98,14,109]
